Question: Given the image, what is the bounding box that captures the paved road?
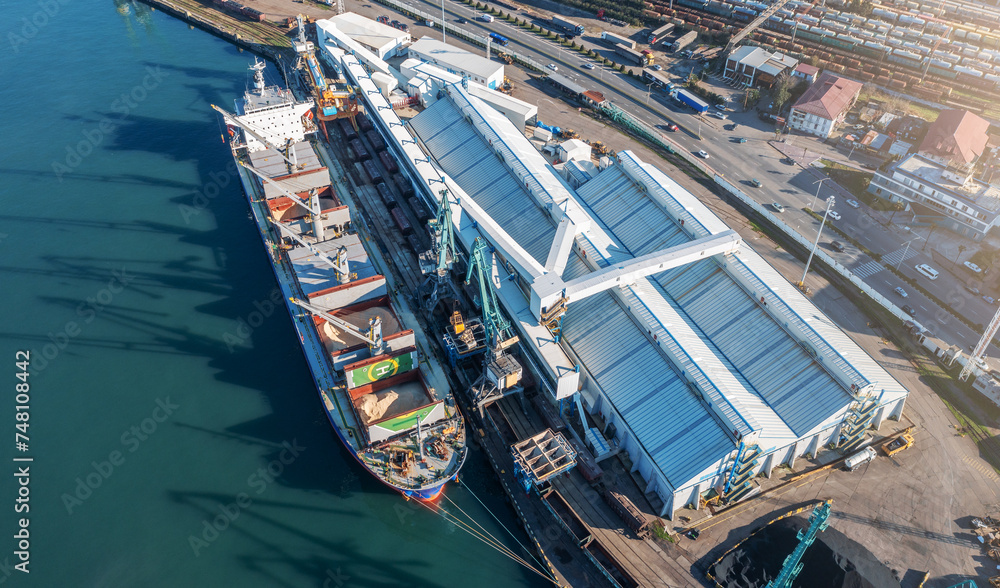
[393,0,999,366]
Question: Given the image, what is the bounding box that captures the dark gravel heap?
[710,516,901,588]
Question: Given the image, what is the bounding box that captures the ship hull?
[233,161,459,502]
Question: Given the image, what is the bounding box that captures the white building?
[788,73,862,139]
[407,37,504,90]
[723,46,798,87]
[869,153,1000,240]
[317,13,410,60]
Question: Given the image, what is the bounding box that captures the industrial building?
[723,46,799,87]
[788,73,863,138]
[407,37,504,89]
[316,12,411,59]
[320,40,909,520]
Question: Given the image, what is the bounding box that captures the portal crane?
[765,500,832,588]
[211,104,303,172]
[418,189,459,311]
[290,297,383,354]
[465,237,522,414]
[960,304,1000,381]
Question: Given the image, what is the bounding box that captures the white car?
[964,260,983,273]
[546,63,558,71]
[582,63,595,70]
[697,150,709,158]
[827,211,841,221]
[771,202,785,213]
[708,111,727,120]
[846,199,860,208]
[894,286,908,298]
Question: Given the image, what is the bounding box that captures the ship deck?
[288,233,378,294]
[353,380,432,427]
[316,304,401,353]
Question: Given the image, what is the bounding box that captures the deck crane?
[418,189,459,311]
[290,297,383,354]
[724,0,792,57]
[267,216,351,284]
[211,104,304,174]
[465,237,522,415]
[960,304,1000,382]
[240,161,327,228]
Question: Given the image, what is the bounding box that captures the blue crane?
[766,500,833,588]
[465,237,513,348]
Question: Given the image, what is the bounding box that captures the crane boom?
[960,303,1000,381]
[724,0,792,55]
[465,238,515,349]
[290,297,383,353]
[211,104,299,169]
[241,162,320,215]
[268,217,349,281]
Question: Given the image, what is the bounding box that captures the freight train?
[213,0,266,21]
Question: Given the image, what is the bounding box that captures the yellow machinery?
[590,141,609,155]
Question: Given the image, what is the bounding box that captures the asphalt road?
[392,0,999,366]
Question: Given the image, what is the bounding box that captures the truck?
[614,44,649,66]
[601,31,635,50]
[551,15,584,37]
[647,23,674,44]
[882,432,914,457]
[844,447,877,471]
[671,88,709,113]
[670,30,697,53]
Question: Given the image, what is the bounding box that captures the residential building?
[868,153,1000,240]
[787,73,863,138]
[918,109,990,172]
[723,46,799,87]
[791,63,820,84]
[407,37,504,89]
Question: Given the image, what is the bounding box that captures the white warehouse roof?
[408,37,504,84]
[326,12,410,54]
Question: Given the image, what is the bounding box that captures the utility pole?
[799,196,835,288]
[442,0,446,43]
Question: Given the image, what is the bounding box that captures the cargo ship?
[217,58,466,500]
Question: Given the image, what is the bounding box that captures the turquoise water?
[0,3,546,586]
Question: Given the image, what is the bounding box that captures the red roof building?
[918,109,990,170]
[788,73,863,138]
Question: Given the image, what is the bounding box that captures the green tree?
[956,244,967,263]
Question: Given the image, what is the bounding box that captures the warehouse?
[407,37,504,89]
[316,12,410,59]
[402,83,909,519]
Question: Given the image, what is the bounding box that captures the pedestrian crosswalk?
[850,247,916,279]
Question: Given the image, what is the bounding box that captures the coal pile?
[710,516,901,588]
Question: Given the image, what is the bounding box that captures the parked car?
[650,64,662,71]
[708,111,727,120]
[846,199,860,208]
[966,285,982,295]
[902,304,916,316]
[827,211,842,221]
[830,241,846,252]
[964,261,983,273]
[771,202,785,212]
[984,295,996,305]
[862,163,878,170]
[750,178,762,188]
[697,150,709,158]
[894,286,908,298]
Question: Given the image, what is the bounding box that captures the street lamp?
[800,196,836,287]
[809,177,830,211]
[896,231,924,270]
[645,83,654,106]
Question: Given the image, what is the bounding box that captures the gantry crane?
[290,297,383,355]
[418,189,459,312]
[465,237,522,415]
[724,0,793,57]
